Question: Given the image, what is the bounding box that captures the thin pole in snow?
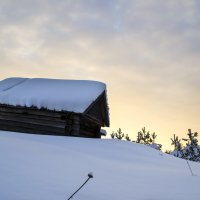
[186,160,194,176]
[67,173,94,200]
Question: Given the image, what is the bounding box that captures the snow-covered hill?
[1,131,200,200]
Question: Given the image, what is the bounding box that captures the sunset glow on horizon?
[1,0,200,150]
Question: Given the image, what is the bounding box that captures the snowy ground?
[1,131,200,200]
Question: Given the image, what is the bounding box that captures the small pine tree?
[136,127,151,144]
[170,130,200,162]
[125,134,131,141]
[151,132,157,143]
[182,129,198,146]
[110,128,125,140]
[181,129,200,162]
[170,134,183,157]
[110,131,115,139]
[115,128,125,140]
[136,127,162,150]
[165,150,172,154]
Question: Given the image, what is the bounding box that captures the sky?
[0,0,200,150]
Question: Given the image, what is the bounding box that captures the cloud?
[1,0,199,87]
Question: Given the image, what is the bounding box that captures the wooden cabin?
[0,78,109,138]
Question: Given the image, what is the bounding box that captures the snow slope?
[0,131,200,200]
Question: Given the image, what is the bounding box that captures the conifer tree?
[170,129,200,162]
[125,134,131,141]
[170,134,183,157]
[110,128,125,140]
[182,129,200,162]
[136,127,162,150]
[115,128,125,140]
[110,131,115,139]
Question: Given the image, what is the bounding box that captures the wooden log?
[80,126,101,138]
[0,111,67,123]
[0,124,66,136]
[80,122,100,131]
[0,114,66,128]
[64,125,72,136]
[70,115,80,136]
[83,114,103,126]
[0,119,65,134]
[0,104,68,118]
[79,129,100,138]
[79,129,95,137]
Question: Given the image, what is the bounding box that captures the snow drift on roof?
[0,78,28,92]
[0,78,106,113]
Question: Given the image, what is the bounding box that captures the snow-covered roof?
[0,78,106,113]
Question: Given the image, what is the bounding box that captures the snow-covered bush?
[149,143,162,150]
[181,129,200,162]
[170,129,200,162]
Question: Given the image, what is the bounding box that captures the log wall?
[0,105,68,135]
[0,105,102,138]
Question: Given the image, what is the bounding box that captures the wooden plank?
[0,124,66,136]
[71,115,80,136]
[0,114,66,128]
[79,130,95,137]
[0,119,65,134]
[79,129,101,138]
[65,125,72,136]
[80,120,100,130]
[83,114,103,126]
[84,91,110,127]
[0,104,70,118]
[80,127,100,138]
[0,111,68,123]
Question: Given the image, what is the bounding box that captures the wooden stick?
[67,173,93,200]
